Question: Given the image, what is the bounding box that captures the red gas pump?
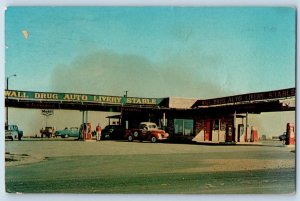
[250,126,258,142]
[285,123,295,145]
[87,123,92,140]
[205,120,211,141]
[80,123,92,141]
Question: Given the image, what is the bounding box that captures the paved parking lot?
[5,138,296,194]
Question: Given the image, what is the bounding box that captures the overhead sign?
[5,90,161,105]
[194,88,296,107]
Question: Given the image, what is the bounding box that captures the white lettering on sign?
[127,98,156,104]
[5,91,28,98]
[35,93,59,100]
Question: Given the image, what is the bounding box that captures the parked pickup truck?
[40,127,55,138]
[5,124,23,141]
[125,122,169,143]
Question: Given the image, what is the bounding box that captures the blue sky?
[5,7,296,98]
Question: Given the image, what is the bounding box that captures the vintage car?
[5,130,19,141]
[40,126,55,138]
[125,122,169,143]
[5,125,23,141]
[279,132,287,141]
[101,125,124,140]
[55,127,80,138]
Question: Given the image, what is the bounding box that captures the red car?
[125,122,169,143]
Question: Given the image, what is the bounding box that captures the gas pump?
[225,124,233,142]
[250,126,258,142]
[285,123,295,145]
[79,123,92,141]
[87,123,92,140]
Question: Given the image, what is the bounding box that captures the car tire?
[150,136,157,143]
[133,131,139,138]
[128,135,133,142]
[18,136,22,141]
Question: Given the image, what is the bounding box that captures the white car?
[5,130,19,141]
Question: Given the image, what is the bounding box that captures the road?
[5,138,296,194]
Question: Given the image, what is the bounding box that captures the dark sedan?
[279,132,287,141]
[101,125,124,140]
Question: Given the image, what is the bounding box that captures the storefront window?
[174,119,184,135]
[220,119,226,131]
[174,119,194,136]
[159,119,168,128]
[214,119,219,130]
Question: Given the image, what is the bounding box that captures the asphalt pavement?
[5,139,296,194]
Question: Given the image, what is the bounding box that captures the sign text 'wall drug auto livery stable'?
[5,90,161,105]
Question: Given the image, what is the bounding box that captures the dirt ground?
[5,138,296,194]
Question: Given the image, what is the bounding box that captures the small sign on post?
[41,109,54,128]
[41,109,54,116]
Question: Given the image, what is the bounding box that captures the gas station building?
[5,87,296,144]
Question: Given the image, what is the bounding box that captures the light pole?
[6,74,16,126]
[120,90,128,128]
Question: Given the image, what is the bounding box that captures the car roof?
[140,122,156,125]
[105,125,120,127]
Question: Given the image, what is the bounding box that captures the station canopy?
[5,87,295,113]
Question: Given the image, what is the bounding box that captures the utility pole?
[121,90,128,128]
[6,74,17,127]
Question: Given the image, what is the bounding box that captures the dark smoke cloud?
[51,49,235,99]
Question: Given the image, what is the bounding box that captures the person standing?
[96,124,102,141]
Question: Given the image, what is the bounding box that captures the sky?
[4,7,296,136]
[5,7,295,98]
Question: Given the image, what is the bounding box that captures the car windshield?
[140,124,157,129]
[105,125,115,129]
[148,125,157,129]
[140,124,147,129]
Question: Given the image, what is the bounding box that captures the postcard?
[5,7,295,194]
